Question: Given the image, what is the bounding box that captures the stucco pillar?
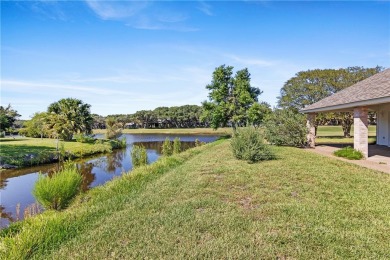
[306,113,316,148]
[353,107,368,158]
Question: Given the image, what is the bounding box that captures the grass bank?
[1,140,389,259]
[0,138,121,167]
[93,127,232,135]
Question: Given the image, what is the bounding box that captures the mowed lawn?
[316,125,376,144]
[2,140,389,259]
[0,138,93,156]
[0,138,112,166]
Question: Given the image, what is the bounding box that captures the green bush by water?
[162,137,173,156]
[131,145,148,168]
[173,137,181,154]
[74,134,96,143]
[231,127,275,163]
[333,146,364,160]
[32,163,83,210]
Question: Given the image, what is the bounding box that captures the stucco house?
[301,68,390,158]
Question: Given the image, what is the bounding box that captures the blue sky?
[2,1,389,119]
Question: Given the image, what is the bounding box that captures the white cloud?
[1,79,132,96]
[224,54,276,67]
[85,1,198,31]
[29,1,69,21]
[85,1,149,20]
[198,1,213,16]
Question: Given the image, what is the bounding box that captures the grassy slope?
[2,140,390,259]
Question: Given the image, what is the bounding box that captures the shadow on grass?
[0,145,56,158]
[0,138,31,143]
[317,135,376,139]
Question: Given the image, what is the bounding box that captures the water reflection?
[0,134,218,228]
[133,141,197,154]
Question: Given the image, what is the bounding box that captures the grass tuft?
[32,163,83,210]
[333,146,364,160]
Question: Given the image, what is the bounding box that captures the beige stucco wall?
[376,105,390,147]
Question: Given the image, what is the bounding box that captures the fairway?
[316,125,377,144]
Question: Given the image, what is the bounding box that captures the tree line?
[1,65,383,142]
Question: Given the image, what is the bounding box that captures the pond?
[0,134,218,228]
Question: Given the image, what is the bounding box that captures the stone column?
[306,113,316,148]
[353,107,368,158]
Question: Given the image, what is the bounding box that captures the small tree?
[264,109,307,147]
[202,65,262,131]
[0,104,20,133]
[19,112,49,138]
[105,117,122,140]
[131,145,148,168]
[47,98,93,141]
[162,137,172,156]
[173,137,181,154]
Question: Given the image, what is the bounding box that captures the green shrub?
[32,163,82,210]
[108,137,127,149]
[264,109,307,147]
[131,145,148,168]
[173,137,181,154]
[195,138,205,147]
[333,146,364,160]
[74,134,96,143]
[231,127,275,163]
[162,137,173,156]
[0,131,5,138]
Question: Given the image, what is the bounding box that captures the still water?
[0,134,218,228]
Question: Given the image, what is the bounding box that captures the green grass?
[316,125,376,144]
[0,138,113,167]
[33,164,83,210]
[93,127,232,135]
[333,146,364,160]
[1,140,389,259]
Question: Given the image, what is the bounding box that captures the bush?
[334,146,364,160]
[264,109,307,147]
[108,137,127,149]
[173,137,181,154]
[194,138,205,147]
[32,163,82,210]
[74,134,96,143]
[131,145,148,168]
[231,127,275,163]
[162,137,172,156]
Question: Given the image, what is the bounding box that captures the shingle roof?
[301,68,390,112]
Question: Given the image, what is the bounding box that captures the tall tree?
[278,66,383,137]
[47,98,93,141]
[202,65,262,130]
[0,104,20,133]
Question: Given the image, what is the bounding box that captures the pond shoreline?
[0,134,220,228]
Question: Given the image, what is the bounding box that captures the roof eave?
[300,96,390,113]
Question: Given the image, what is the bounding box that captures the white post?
[353,107,368,158]
[306,113,316,148]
